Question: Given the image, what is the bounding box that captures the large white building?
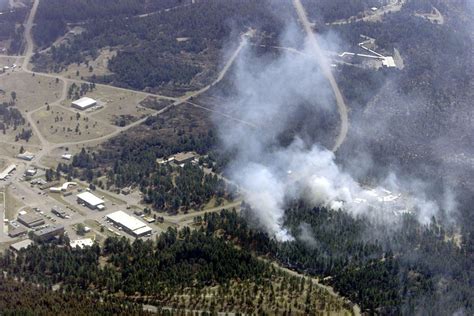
[106,211,152,237]
[0,164,16,180]
[77,191,105,210]
[71,97,97,110]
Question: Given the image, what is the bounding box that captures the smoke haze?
[213,22,456,241]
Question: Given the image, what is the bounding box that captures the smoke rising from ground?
[214,26,452,241]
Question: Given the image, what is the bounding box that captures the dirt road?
[293,0,348,152]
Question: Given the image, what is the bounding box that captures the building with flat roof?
[0,164,16,180]
[51,206,68,218]
[10,239,33,252]
[8,226,27,238]
[71,97,97,110]
[106,211,152,237]
[17,213,45,228]
[32,225,64,241]
[77,191,105,210]
[173,152,196,164]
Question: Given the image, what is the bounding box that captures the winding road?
[9,0,253,173]
[293,0,349,152]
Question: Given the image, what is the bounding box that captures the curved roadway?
[293,0,349,152]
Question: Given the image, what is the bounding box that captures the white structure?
[71,97,97,110]
[70,238,94,249]
[0,164,16,180]
[61,153,73,160]
[106,211,152,237]
[17,152,35,161]
[77,191,105,210]
[382,56,396,68]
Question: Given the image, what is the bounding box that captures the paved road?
[293,0,349,152]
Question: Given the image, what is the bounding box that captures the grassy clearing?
[0,72,63,113]
[4,186,24,220]
[31,105,115,143]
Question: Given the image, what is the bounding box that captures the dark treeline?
[198,207,473,315]
[0,7,28,54]
[35,0,190,23]
[0,276,148,316]
[32,0,286,91]
[302,0,388,23]
[0,228,271,296]
[0,102,26,131]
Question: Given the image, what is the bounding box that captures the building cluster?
[156,152,199,167]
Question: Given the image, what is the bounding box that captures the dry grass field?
[0,72,63,112]
[0,142,40,157]
[0,56,22,69]
[83,85,155,126]
[31,105,116,143]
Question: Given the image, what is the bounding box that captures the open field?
[0,56,23,68]
[5,185,24,220]
[31,105,116,143]
[80,85,155,126]
[0,72,64,112]
[0,142,40,158]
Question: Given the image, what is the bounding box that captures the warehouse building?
[17,213,45,228]
[173,152,197,165]
[32,225,65,241]
[8,226,28,238]
[0,164,16,180]
[10,239,33,252]
[71,97,97,110]
[77,191,105,210]
[106,211,152,237]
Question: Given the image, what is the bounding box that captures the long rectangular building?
[106,211,152,237]
[0,164,16,180]
[77,192,105,210]
[32,225,65,241]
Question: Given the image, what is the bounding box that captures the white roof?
[134,226,152,236]
[382,56,396,67]
[77,191,105,206]
[61,153,73,160]
[70,238,94,249]
[72,97,96,109]
[0,164,16,180]
[107,210,150,233]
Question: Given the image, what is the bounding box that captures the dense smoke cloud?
[213,25,450,241]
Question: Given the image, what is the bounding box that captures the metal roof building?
[77,191,105,210]
[17,213,45,228]
[10,239,33,252]
[106,211,152,237]
[0,164,16,180]
[71,97,97,110]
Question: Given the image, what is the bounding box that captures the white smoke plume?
[214,25,451,241]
